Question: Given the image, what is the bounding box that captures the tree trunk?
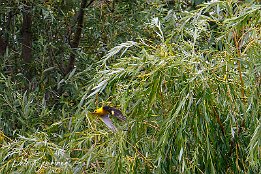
[0,36,7,56]
[64,0,95,75]
[21,5,33,64]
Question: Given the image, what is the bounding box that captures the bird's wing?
[100,115,117,132]
[109,107,126,121]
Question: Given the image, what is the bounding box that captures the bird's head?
[92,107,108,116]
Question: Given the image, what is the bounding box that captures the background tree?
[0,0,260,173]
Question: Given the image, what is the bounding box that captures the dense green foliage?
[0,0,260,173]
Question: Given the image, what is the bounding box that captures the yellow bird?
[92,106,126,131]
